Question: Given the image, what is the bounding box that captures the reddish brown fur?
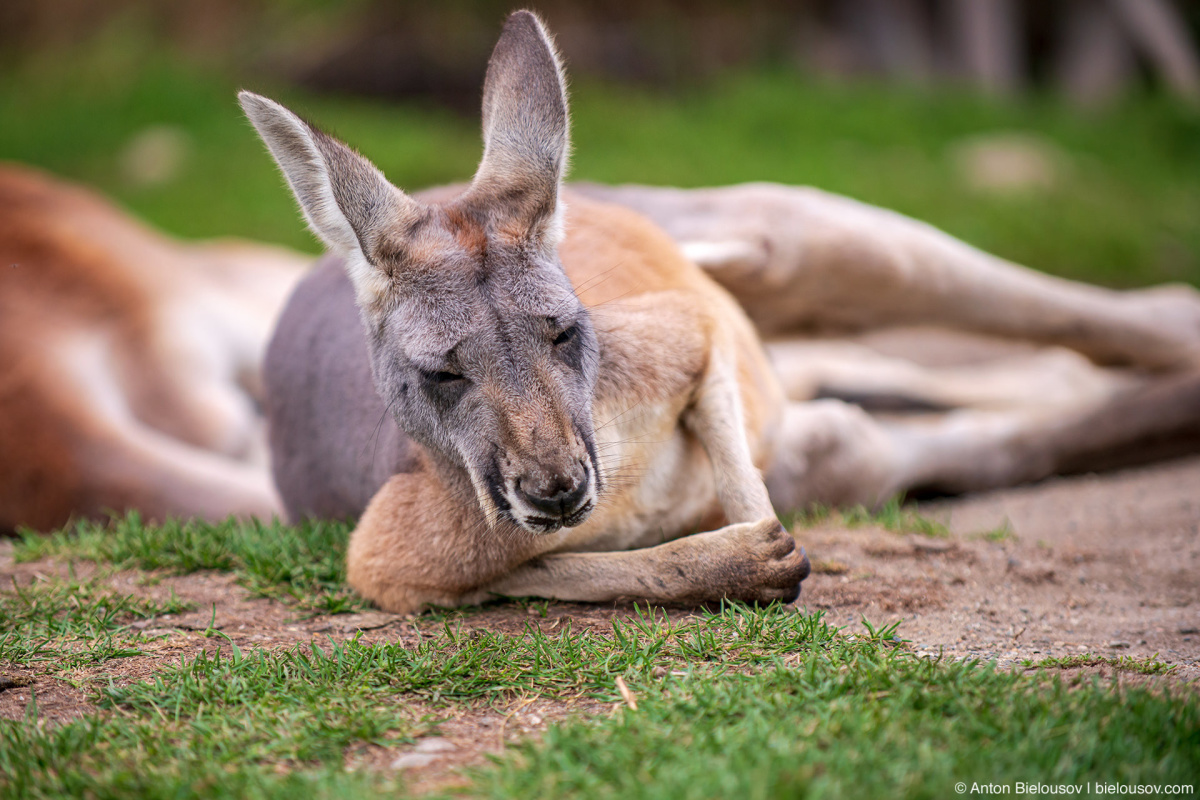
[0,164,302,531]
[442,206,490,256]
[0,169,152,529]
[558,193,783,464]
[349,457,545,611]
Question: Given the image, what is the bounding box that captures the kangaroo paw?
[716,518,811,605]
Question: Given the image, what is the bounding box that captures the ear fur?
[239,90,413,309]
[469,10,570,246]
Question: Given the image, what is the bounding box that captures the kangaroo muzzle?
[509,457,595,533]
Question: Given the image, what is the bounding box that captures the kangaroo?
[241,11,811,612]
[244,10,1200,614]
[0,163,306,533]
[5,18,1198,544]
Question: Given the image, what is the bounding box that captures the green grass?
[0,573,192,668]
[2,47,1198,289]
[2,703,408,799]
[3,514,1197,797]
[16,513,362,614]
[971,521,1019,543]
[1021,653,1179,676]
[2,598,1196,799]
[791,497,950,538]
[0,603,843,798]
[475,656,1197,800]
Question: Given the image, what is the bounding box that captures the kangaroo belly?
[264,256,418,521]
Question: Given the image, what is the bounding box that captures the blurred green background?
[1,0,1198,288]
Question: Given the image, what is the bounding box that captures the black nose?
[518,470,589,518]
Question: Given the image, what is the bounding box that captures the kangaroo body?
[269,190,776,539]
[267,188,804,612]
[247,12,1200,614]
[245,13,808,612]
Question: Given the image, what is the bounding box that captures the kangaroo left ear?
[466,10,570,248]
[239,90,421,309]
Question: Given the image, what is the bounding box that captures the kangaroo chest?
[543,394,720,554]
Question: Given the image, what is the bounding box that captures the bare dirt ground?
[2,454,1197,784]
[808,454,1200,678]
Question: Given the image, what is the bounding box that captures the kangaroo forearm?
[484,549,693,604]
[484,520,809,606]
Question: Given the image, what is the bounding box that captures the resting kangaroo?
[4,11,1197,604]
[244,11,1200,613]
[242,11,810,612]
[0,163,305,533]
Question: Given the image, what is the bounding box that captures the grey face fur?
[241,11,602,533]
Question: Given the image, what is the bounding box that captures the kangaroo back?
[263,255,418,520]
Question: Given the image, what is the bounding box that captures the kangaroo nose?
[518,468,589,518]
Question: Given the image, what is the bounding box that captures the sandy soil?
[1,455,1197,784]
[810,455,1199,677]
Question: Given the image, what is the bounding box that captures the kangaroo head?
[241,11,601,534]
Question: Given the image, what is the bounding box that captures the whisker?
[368,397,400,467]
[567,263,625,302]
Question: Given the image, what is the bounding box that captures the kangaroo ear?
[468,11,570,246]
[239,91,415,308]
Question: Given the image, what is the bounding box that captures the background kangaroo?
[245,11,1200,613]
[0,164,305,533]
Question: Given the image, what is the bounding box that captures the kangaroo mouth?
[520,497,595,534]
[508,456,598,535]
[479,446,600,535]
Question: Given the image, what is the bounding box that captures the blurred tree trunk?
[1110,0,1200,101]
[3,0,1199,107]
[947,0,1023,95]
[1055,0,1136,106]
[851,0,935,84]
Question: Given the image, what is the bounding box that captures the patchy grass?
[1022,653,1179,676]
[117,605,842,709]
[16,514,362,615]
[0,603,841,798]
[0,573,192,669]
[3,514,1198,797]
[2,594,1197,799]
[791,497,950,538]
[15,505,951,625]
[971,521,1019,543]
[1,707,408,799]
[473,655,1197,800]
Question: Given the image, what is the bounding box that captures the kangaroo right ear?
[468,11,570,248]
[239,91,415,309]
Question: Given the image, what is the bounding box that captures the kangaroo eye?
[553,325,577,346]
[428,370,464,384]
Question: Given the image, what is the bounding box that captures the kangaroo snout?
[518,468,588,515]
[512,459,594,532]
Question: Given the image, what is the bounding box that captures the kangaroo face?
[242,12,599,533]
[366,204,602,532]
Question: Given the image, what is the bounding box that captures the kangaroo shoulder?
[558,191,712,305]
